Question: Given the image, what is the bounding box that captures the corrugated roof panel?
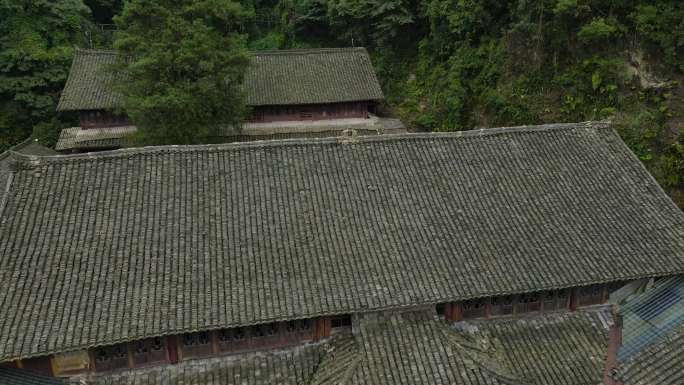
[618,276,684,361]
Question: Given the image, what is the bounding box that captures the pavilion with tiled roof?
[55,48,397,152]
[1,122,684,384]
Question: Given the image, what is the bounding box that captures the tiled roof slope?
[56,49,123,111]
[1,139,57,193]
[0,369,65,385]
[617,324,684,385]
[1,122,684,361]
[72,344,325,385]
[340,311,520,385]
[245,48,384,106]
[55,126,136,151]
[468,309,612,385]
[57,48,384,111]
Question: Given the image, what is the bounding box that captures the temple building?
[1,122,683,384]
[54,48,403,152]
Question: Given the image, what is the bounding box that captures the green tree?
[114,0,251,145]
[0,0,90,151]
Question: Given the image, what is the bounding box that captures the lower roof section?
[1,122,684,361]
[0,369,64,385]
[64,308,610,385]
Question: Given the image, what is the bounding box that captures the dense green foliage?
[113,0,251,145]
[0,0,682,204]
[0,0,90,151]
[241,0,684,205]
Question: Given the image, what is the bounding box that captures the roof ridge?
[251,47,367,56]
[71,47,368,57]
[0,137,45,162]
[9,121,612,166]
[74,47,119,55]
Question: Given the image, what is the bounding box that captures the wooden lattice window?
[462,298,487,319]
[517,292,542,313]
[53,351,90,375]
[218,327,247,343]
[180,332,212,359]
[131,337,167,366]
[330,316,351,329]
[579,285,605,307]
[94,344,128,372]
[217,327,249,352]
[299,109,313,119]
[490,295,515,316]
[22,357,54,376]
[542,290,569,311]
[252,323,279,339]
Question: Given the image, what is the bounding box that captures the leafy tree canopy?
[113,0,252,145]
[0,0,90,151]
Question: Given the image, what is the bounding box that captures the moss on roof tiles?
[56,48,384,111]
[245,48,383,106]
[468,309,613,385]
[1,122,684,361]
[56,49,123,111]
[344,310,520,385]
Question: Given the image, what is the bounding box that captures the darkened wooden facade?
[79,110,130,129]
[5,316,351,378]
[246,102,371,123]
[441,282,624,322]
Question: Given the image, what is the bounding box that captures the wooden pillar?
[166,336,179,364]
[314,318,331,341]
[211,331,220,354]
[569,288,579,311]
[126,344,135,369]
[445,302,463,321]
[601,285,610,303]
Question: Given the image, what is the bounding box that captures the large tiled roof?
[56,49,123,111]
[56,48,384,111]
[1,122,684,361]
[245,48,384,106]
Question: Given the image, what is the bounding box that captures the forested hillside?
[1,0,682,205]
